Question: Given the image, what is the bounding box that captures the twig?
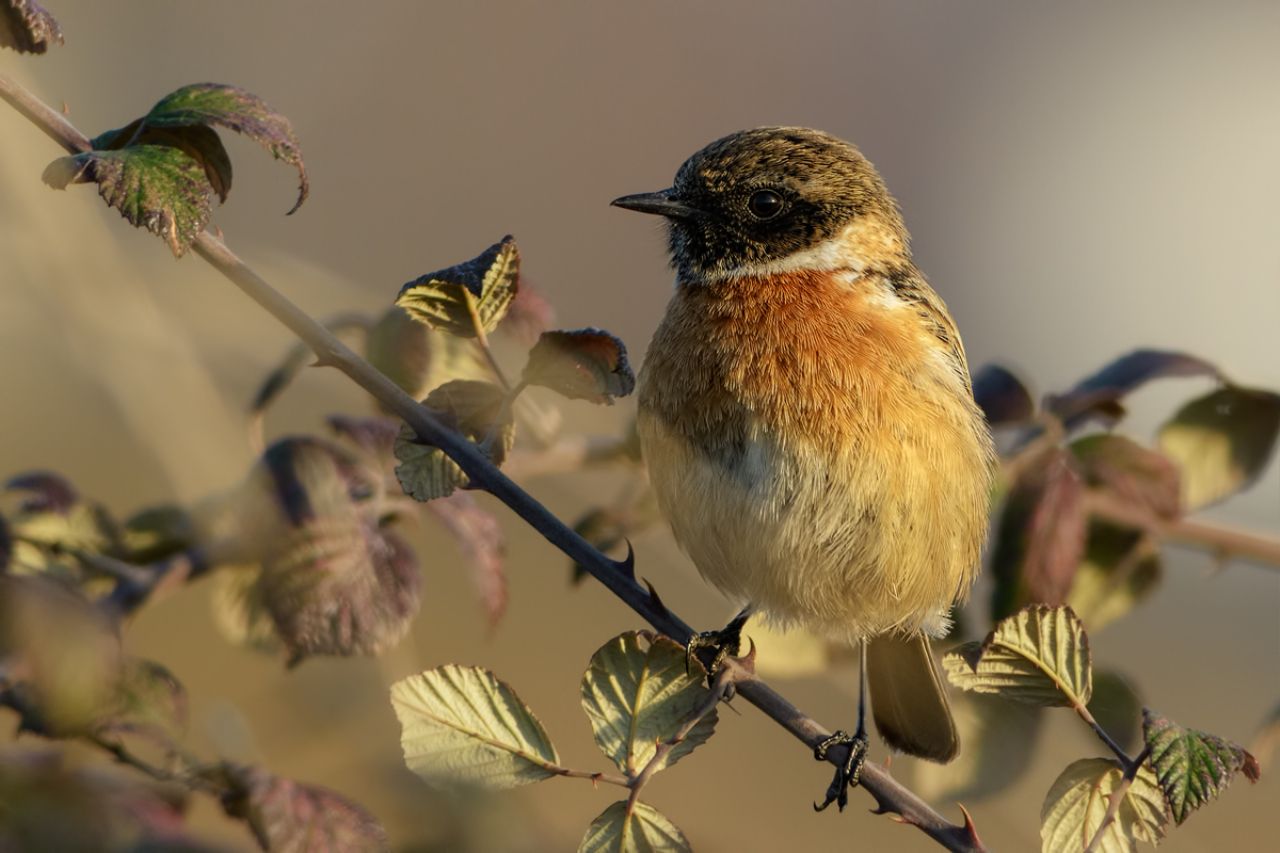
[547,766,631,789]
[1073,701,1134,769]
[1,71,985,853]
[1082,745,1153,853]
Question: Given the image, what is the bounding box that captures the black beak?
[610,189,698,220]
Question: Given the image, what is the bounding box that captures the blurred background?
[2,1,1278,850]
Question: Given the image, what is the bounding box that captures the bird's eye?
[747,189,784,220]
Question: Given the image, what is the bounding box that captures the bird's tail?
[866,633,959,763]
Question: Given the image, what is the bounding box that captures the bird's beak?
[610,189,698,220]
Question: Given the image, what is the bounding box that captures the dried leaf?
[1143,708,1261,825]
[394,380,514,502]
[580,632,718,776]
[43,146,213,257]
[396,237,520,338]
[972,363,1035,427]
[944,605,1092,707]
[1067,524,1162,634]
[390,665,560,791]
[1046,349,1222,429]
[142,83,308,213]
[0,0,62,54]
[426,492,506,628]
[1157,386,1280,510]
[1071,435,1181,521]
[218,764,387,852]
[523,328,636,404]
[1040,758,1167,853]
[578,800,691,853]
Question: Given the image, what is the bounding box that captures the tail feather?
[866,634,958,763]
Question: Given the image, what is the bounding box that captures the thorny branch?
[1,71,987,853]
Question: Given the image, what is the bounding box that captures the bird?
[612,127,996,812]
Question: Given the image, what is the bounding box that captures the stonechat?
[613,127,995,811]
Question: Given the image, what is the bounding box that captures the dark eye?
[747,189,784,220]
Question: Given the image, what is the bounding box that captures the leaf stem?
[464,291,512,392]
[547,765,631,789]
[1074,701,1136,769]
[1082,744,1152,853]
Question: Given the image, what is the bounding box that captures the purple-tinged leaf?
[216,764,388,852]
[972,363,1035,427]
[394,380,514,502]
[5,471,78,513]
[1023,450,1087,606]
[326,415,400,469]
[143,83,308,214]
[1046,349,1223,429]
[1143,708,1261,825]
[1066,522,1162,633]
[522,328,636,405]
[1070,434,1181,521]
[498,277,555,345]
[43,145,213,257]
[426,492,507,628]
[92,120,232,204]
[0,0,62,54]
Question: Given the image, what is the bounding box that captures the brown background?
[2,2,1278,850]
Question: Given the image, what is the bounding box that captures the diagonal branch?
[1,71,984,853]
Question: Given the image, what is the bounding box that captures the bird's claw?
[812,729,869,813]
[685,626,741,681]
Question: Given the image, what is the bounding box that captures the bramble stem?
[1082,745,1153,853]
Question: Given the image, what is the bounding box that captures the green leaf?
[43,146,213,257]
[1040,758,1167,853]
[580,632,718,776]
[396,237,521,338]
[390,665,560,791]
[0,0,62,54]
[1157,386,1280,510]
[215,764,388,852]
[122,504,196,564]
[1070,435,1181,521]
[972,363,1035,427]
[394,380,514,501]
[578,800,691,853]
[944,605,1092,707]
[1067,524,1161,634]
[92,121,233,205]
[142,83,308,213]
[1143,708,1261,825]
[523,328,636,404]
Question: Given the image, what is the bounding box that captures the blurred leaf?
[1157,386,1280,510]
[0,515,11,571]
[522,329,636,404]
[122,505,195,564]
[1070,435,1181,521]
[101,658,188,744]
[390,665,560,791]
[365,306,434,401]
[1088,670,1144,754]
[1143,708,1261,826]
[944,605,1092,707]
[0,0,62,54]
[210,566,280,653]
[92,121,232,205]
[394,380,514,502]
[217,764,387,852]
[972,364,1035,427]
[43,146,213,257]
[426,492,506,628]
[249,314,372,418]
[570,508,625,585]
[1046,349,1222,429]
[6,471,78,513]
[580,632,717,776]
[914,692,1043,803]
[141,83,308,214]
[326,414,400,476]
[1250,702,1280,771]
[1040,758,1166,853]
[498,278,555,345]
[396,237,520,338]
[578,800,691,853]
[1067,524,1161,634]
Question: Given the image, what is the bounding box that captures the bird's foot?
[812,729,869,813]
[684,617,746,680]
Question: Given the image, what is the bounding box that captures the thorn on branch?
[612,540,636,580]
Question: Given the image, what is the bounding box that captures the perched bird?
[613,127,995,811]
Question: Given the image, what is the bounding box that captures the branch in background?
[0,71,985,852]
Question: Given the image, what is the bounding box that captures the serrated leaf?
[523,328,636,404]
[142,83,308,213]
[217,764,387,852]
[1070,435,1181,521]
[581,632,718,776]
[396,237,520,338]
[0,0,62,54]
[1157,386,1280,510]
[1040,758,1167,853]
[426,491,507,628]
[579,800,691,853]
[122,504,196,564]
[394,380,514,501]
[1067,524,1161,634]
[973,363,1035,427]
[210,566,281,653]
[92,120,233,205]
[1143,708,1261,825]
[43,146,213,257]
[390,665,560,790]
[1046,349,1222,429]
[944,605,1092,707]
